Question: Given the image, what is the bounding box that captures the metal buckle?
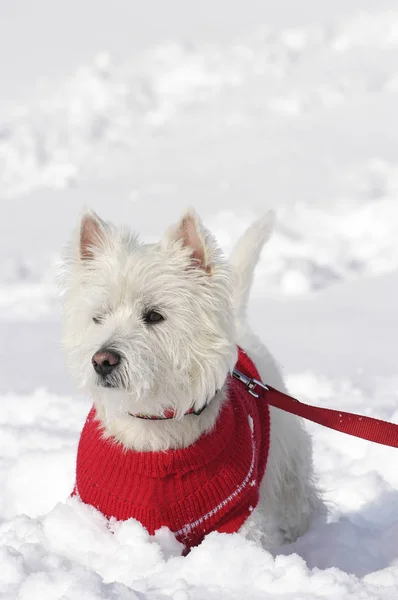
[232,368,268,398]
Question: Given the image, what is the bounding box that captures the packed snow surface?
[1,2,398,598]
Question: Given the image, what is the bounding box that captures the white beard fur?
[61,208,323,548]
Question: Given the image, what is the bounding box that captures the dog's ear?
[166,210,213,273]
[79,210,108,261]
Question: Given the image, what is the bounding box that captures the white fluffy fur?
[61,208,322,546]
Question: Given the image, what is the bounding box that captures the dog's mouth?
[101,381,117,389]
[96,376,121,390]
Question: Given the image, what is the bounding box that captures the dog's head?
[61,209,237,419]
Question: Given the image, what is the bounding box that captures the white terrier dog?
[62,209,321,550]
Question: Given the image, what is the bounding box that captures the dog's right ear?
[79,210,107,261]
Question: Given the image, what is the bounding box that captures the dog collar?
[129,403,209,421]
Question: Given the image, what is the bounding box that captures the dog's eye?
[143,310,164,325]
[93,316,102,324]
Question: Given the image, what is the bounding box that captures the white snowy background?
[1,1,398,598]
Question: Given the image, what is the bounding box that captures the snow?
[1,1,398,598]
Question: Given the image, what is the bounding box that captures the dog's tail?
[229,211,275,318]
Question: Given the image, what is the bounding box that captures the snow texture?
[1,2,398,598]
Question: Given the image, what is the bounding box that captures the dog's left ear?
[165,210,214,274]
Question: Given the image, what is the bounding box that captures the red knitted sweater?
[73,347,270,549]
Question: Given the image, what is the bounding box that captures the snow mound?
[1,497,397,600]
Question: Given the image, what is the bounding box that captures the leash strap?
[233,368,398,448]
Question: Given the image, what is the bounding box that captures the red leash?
[233,368,398,448]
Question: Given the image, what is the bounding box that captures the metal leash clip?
[232,368,269,399]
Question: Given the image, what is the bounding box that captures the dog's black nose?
[92,349,120,376]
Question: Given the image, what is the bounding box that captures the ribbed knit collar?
[84,385,235,478]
